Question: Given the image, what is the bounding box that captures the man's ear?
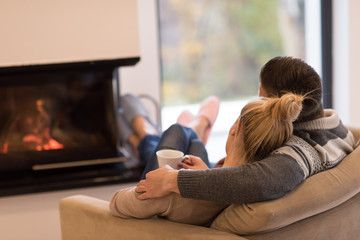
[259,84,268,97]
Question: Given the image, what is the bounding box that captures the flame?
[1,99,65,154]
[22,127,64,151]
[1,142,8,154]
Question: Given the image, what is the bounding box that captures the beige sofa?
[59,127,360,240]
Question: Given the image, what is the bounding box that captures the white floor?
[0,183,137,240]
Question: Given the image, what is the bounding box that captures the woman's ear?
[234,118,242,136]
[230,125,236,136]
[230,118,240,136]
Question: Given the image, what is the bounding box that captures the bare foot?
[182,96,220,145]
[131,116,158,140]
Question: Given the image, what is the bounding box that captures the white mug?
[156,149,184,169]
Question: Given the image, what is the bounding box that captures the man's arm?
[136,154,304,204]
[178,154,305,204]
[136,154,209,199]
[136,166,180,200]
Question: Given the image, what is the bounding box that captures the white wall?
[305,0,322,77]
[333,0,360,125]
[347,0,360,125]
[0,0,139,67]
[119,0,162,125]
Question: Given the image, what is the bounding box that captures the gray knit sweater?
[177,110,355,204]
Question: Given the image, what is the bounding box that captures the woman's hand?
[179,155,209,170]
[135,166,179,200]
[214,157,225,168]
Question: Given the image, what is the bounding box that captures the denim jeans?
[138,123,210,179]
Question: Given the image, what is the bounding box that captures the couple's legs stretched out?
[110,96,226,226]
[110,124,227,226]
[122,95,219,178]
[111,123,226,226]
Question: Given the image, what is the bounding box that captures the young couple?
[110,56,356,226]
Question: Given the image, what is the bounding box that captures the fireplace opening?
[0,64,142,196]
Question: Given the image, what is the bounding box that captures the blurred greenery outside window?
[158,0,306,107]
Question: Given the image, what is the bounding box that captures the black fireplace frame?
[0,57,142,196]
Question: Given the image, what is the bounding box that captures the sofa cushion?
[211,145,360,235]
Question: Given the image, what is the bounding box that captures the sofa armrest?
[59,195,244,240]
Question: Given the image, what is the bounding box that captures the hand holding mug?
[180,155,209,170]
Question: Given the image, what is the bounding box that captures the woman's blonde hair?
[240,93,304,162]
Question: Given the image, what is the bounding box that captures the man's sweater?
[177,110,355,204]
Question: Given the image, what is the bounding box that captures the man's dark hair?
[260,56,324,122]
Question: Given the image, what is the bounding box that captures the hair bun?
[240,92,304,162]
[264,93,304,123]
[278,93,304,122]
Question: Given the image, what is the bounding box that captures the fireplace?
[0,61,142,196]
[0,0,141,196]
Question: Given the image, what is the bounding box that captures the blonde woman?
[110,93,307,226]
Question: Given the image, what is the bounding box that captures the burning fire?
[1,99,64,154]
[22,129,64,152]
[22,99,64,152]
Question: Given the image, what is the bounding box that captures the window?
[158,0,322,161]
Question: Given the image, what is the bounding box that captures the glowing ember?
[1,99,64,154]
[22,129,64,151]
[1,142,8,154]
[21,100,64,151]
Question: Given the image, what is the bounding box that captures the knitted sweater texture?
[177,110,355,204]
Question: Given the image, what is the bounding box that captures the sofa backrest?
[211,126,360,236]
[348,125,360,146]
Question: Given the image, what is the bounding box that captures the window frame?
[321,0,333,108]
